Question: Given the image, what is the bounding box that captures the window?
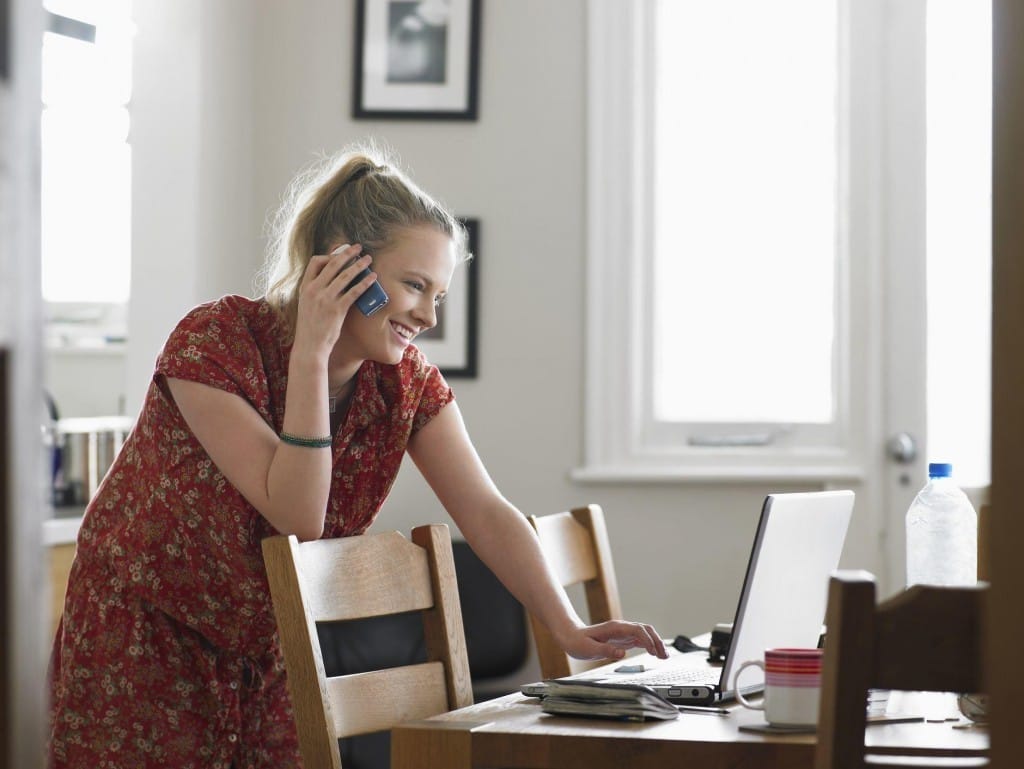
[580,0,856,481]
[579,0,991,483]
[41,0,133,347]
[652,1,838,432]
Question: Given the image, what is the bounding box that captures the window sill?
[570,464,866,485]
[44,302,128,354]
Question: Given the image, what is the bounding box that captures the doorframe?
[1,0,46,765]
[989,1,1024,765]
[879,0,929,597]
[845,0,929,599]
[0,348,9,768]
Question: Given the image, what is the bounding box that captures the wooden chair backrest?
[527,504,623,678]
[815,570,988,769]
[978,503,991,582]
[262,524,473,769]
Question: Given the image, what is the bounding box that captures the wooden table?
[392,677,988,769]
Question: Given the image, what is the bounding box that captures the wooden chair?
[262,525,474,769]
[527,504,623,678]
[977,503,990,581]
[815,570,989,769]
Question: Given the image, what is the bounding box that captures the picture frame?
[416,218,479,378]
[352,0,481,120]
[1,0,8,82]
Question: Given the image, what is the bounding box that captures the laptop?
[524,490,854,705]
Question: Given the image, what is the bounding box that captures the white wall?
[125,0,260,417]
[111,0,881,654]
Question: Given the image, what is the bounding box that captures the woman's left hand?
[561,620,669,662]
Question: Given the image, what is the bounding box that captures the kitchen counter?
[43,506,85,545]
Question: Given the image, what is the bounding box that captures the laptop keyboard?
[614,666,718,687]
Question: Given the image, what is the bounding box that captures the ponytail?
[261,143,467,339]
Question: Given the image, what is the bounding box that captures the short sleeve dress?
[48,295,454,769]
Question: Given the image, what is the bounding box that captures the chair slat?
[531,513,599,586]
[873,584,986,694]
[326,662,449,738]
[297,531,434,621]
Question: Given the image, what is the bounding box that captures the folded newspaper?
[539,679,679,722]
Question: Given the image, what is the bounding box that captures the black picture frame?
[352,0,481,120]
[415,218,479,378]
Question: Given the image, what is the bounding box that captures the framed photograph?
[416,218,479,378]
[352,0,481,120]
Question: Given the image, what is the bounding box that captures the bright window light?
[926,0,991,488]
[652,0,838,424]
[41,0,133,305]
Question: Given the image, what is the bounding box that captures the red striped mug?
[734,648,823,727]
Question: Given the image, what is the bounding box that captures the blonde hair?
[261,143,468,338]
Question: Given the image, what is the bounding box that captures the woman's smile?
[390,320,418,344]
[336,225,457,366]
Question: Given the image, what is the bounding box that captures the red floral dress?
[48,295,455,768]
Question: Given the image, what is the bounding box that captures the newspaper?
[539,679,679,722]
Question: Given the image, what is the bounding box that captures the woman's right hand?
[559,620,668,663]
[166,244,380,542]
[292,243,378,358]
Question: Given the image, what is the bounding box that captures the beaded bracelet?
[279,432,332,449]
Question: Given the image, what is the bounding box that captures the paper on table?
[540,679,679,722]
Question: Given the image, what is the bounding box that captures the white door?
[876,0,992,595]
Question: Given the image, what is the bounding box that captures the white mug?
[734,647,823,727]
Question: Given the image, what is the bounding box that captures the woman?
[48,145,667,767]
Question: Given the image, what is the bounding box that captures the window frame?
[576,0,872,483]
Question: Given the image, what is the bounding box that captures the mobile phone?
[342,258,389,316]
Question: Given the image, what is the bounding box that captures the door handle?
[887,432,918,464]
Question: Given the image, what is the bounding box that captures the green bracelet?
[279,432,332,449]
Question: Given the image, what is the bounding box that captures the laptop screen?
[719,490,854,697]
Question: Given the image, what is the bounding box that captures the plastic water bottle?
[905,462,978,587]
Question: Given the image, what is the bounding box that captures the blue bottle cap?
[928,462,953,478]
